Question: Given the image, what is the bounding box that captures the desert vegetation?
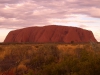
[0,43,100,75]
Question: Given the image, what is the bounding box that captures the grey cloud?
[0,0,25,4]
[0,0,100,28]
[78,0,100,7]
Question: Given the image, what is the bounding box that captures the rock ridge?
[4,25,97,43]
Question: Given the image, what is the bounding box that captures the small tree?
[71,41,74,44]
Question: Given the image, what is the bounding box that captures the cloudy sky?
[0,0,100,42]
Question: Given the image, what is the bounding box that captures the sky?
[0,0,100,42]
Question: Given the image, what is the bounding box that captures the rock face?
[4,25,97,43]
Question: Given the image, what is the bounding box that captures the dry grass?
[0,43,100,75]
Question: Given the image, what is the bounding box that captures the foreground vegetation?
[0,43,100,75]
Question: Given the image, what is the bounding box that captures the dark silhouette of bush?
[71,41,74,44]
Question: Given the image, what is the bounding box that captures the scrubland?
[0,43,100,75]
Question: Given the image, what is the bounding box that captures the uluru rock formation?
[4,25,97,43]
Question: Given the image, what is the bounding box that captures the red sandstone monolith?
[4,25,97,43]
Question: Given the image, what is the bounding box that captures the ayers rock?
[4,25,97,43]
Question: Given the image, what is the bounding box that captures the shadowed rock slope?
[4,25,97,43]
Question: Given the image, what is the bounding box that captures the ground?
[0,43,100,75]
